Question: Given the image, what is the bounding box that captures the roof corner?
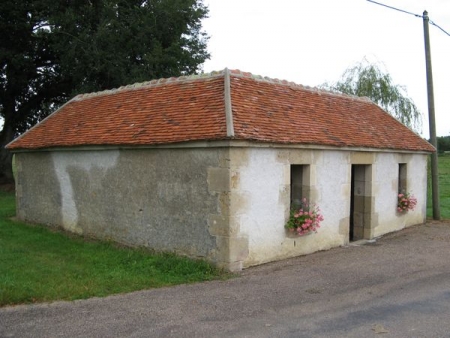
[224,68,235,137]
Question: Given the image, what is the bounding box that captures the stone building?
[7,69,434,271]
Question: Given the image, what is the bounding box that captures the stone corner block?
[215,235,249,265]
[208,214,230,237]
[217,261,243,272]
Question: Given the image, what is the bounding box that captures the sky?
[201,0,450,138]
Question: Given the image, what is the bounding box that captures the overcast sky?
[202,0,450,138]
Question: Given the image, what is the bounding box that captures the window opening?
[398,163,407,195]
[290,165,310,209]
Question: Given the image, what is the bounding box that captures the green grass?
[427,155,450,219]
[0,191,229,306]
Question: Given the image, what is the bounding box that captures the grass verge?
[0,191,229,306]
[427,155,450,219]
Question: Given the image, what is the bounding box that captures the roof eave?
[7,139,435,154]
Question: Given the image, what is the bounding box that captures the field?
[427,155,450,219]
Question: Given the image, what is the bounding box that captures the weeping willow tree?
[321,60,422,133]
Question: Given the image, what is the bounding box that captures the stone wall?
[14,145,429,271]
[15,148,234,268]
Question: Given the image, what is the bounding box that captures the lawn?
[427,155,450,219]
[0,191,228,306]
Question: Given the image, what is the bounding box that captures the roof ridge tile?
[228,68,374,104]
[71,68,373,106]
[72,70,227,102]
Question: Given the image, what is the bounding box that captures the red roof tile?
[7,69,435,152]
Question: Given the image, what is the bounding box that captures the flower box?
[285,198,324,236]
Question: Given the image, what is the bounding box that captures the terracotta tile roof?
[7,69,434,152]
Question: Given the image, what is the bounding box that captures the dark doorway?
[350,165,370,241]
[350,166,355,241]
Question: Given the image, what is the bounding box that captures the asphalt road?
[1,221,450,338]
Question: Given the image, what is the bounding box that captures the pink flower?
[397,192,417,213]
[286,198,324,235]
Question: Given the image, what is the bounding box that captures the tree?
[0,0,209,183]
[437,136,450,153]
[321,60,422,133]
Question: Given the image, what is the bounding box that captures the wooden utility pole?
[423,11,441,220]
[367,1,442,219]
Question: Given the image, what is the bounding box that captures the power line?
[367,0,450,37]
[429,20,450,37]
[366,0,421,18]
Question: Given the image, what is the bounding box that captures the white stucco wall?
[314,150,351,242]
[230,147,428,268]
[230,148,287,267]
[373,153,428,237]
